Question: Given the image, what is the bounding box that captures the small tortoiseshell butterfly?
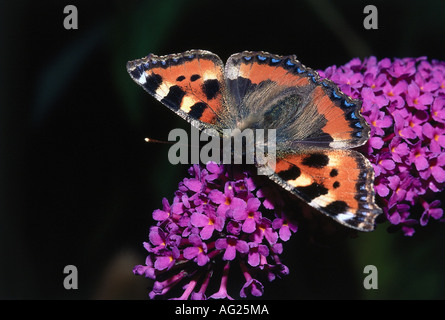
[127,50,382,231]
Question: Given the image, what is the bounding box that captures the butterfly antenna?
[144,137,174,144]
[144,137,201,153]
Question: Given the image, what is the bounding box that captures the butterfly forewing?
[224,51,370,149]
[127,50,229,131]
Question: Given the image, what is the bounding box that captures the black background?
[1,0,445,299]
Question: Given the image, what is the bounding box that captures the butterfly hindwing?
[127,50,229,131]
[268,149,380,231]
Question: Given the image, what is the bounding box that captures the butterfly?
[126,50,382,231]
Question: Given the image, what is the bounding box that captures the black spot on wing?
[188,102,207,119]
[324,200,348,215]
[161,85,185,111]
[190,74,201,82]
[278,166,301,181]
[226,77,258,106]
[330,169,338,177]
[302,153,329,168]
[129,68,142,80]
[295,183,328,201]
[227,77,254,93]
[143,73,163,93]
[176,75,185,82]
[202,79,220,100]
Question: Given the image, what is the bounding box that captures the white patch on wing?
[329,141,351,149]
[309,192,336,208]
[287,173,313,188]
[336,212,355,221]
[202,70,219,81]
[225,65,239,80]
[138,73,146,85]
[155,81,173,99]
[180,96,197,113]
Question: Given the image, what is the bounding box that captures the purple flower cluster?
[134,162,297,299]
[320,56,445,235]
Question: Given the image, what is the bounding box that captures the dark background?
[1,0,445,299]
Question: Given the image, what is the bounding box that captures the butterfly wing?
[225,51,381,231]
[127,49,232,132]
[224,51,369,150]
[267,149,381,231]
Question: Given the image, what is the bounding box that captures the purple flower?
[415,72,440,93]
[407,142,429,171]
[209,182,247,216]
[382,80,407,109]
[420,199,444,226]
[361,87,389,110]
[247,243,269,267]
[388,137,409,163]
[419,153,445,183]
[153,246,180,271]
[252,217,278,245]
[406,82,434,110]
[183,234,210,266]
[422,122,445,154]
[431,98,445,123]
[320,56,445,235]
[232,198,262,233]
[190,206,224,240]
[272,217,298,241]
[386,57,417,78]
[215,236,249,261]
[240,278,264,298]
[365,107,393,137]
[134,162,297,299]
